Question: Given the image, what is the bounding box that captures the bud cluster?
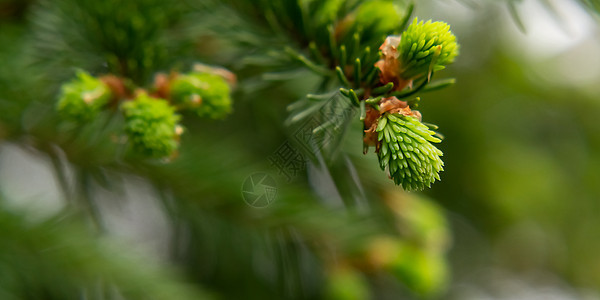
[56,67,235,159]
[363,18,458,190]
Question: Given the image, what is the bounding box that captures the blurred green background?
[1,0,600,299]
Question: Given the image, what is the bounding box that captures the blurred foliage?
[0,201,211,300]
[1,0,600,299]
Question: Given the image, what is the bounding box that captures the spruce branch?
[30,0,186,83]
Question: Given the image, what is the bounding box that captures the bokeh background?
[1,0,600,299]
[423,1,600,298]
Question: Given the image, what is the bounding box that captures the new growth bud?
[169,72,232,119]
[121,93,182,158]
[376,19,458,90]
[56,70,112,121]
[397,19,458,80]
[376,112,444,191]
[354,0,405,38]
[337,0,406,41]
